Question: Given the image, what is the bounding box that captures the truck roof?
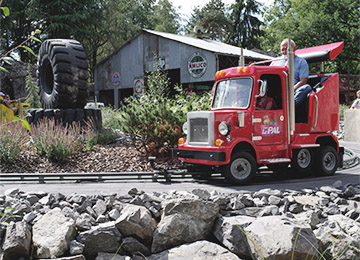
[296,41,344,63]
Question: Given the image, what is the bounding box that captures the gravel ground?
[0,142,179,173]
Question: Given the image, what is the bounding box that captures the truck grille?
[187,111,214,146]
[190,118,208,142]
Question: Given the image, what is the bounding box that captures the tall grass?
[30,118,84,162]
[0,122,29,163]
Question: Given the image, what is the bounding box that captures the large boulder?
[244,215,319,260]
[0,221,31,260]
[147,240,241,260]
[77,221,122,258]
[115,204,156,242]
[32,207,76,258]
[314,214,360,260]
[213,216,255,258]
[151,199,219,253]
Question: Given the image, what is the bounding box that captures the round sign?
[112,72,120,87]
[134,79,144,95]
[188,52,207,78]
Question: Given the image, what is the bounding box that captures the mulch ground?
[0,143,179,173]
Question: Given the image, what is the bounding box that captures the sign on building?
[188,52,207,78]
[134,78,144,95]
[112,72,120,87]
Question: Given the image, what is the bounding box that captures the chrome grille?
[189,118,208,143]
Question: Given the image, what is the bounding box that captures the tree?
[185,0,232,41]
[261,0,360,74]
[228,0,263,49]
[151,0,180,34]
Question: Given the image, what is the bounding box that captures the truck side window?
[259,74,282,109]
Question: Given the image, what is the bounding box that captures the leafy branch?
[0,1,41,72]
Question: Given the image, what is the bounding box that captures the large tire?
[314,146,339,176]
[37,39,89,109]
[291,148,313,174]
[223,152,257,185]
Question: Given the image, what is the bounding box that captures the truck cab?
[174,40,344,184]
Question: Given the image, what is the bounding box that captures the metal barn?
[94,29,273,108]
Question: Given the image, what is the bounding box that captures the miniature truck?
[173,40,345,185]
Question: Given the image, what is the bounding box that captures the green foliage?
[116,63,211,155]
[186,0,232,41]
[30,118,84,162]
[101,106,123,130]
[261,0,360,74]
[228,0,264,48]
[0,122,29,163]
[25,64,41,108]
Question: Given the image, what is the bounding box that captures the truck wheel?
[223,152,256,185]
[37,39,89,109]
[291,148,313,174]
[314,146,338,176]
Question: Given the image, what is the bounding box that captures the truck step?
[260,158,291,164]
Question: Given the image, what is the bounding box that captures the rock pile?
[0,181,359,260]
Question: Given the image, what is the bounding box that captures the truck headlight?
[182,122,188,135]
[218,121,231,136]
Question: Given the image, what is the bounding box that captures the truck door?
[253,74,287,146]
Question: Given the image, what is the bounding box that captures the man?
[0,92,18,114]
[271,39,312,107]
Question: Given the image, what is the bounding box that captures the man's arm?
[294,77,308,90]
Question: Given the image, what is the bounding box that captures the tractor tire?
[24,108,101,129]
[37,39,89,109]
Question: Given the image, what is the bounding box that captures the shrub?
[116,63,211,155]
[0,122,29,163]
[30,118,84,162]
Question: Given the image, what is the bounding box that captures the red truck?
[173,40,344,184]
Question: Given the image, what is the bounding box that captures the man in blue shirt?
[271,39,312,108]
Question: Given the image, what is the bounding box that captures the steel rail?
[0,149,357,183]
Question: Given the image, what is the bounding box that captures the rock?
[314,214,360,260]
[95,252,128,260]
[76,213,96,231]
[244,215,319,260]
[93,199,107,217]
[213,216,254,258]
[151,199,219,253]
[109,208,121,220]
[147,240,241,260]
[1,221,31,260]
[122,237,151,256]
[70,240,85,255]
[77,221,122,258]
[32,208,76,259]
[115,204,156,242]
[41,255,86,260]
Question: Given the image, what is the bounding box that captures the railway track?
[0,148,358,184]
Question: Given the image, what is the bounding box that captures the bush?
[0,122,29,163]
[30,118,84,162]
[116,64,211,155]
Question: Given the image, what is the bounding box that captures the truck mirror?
[256,79,267,97]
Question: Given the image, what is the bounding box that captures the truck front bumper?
[172,148,226,162]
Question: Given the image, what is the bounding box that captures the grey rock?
[32,207,76,259]
[70,240,85,255]
[1,221,31,260]
[76,213,96,231]
[77,222,122,258]
[213,215,254,258]
[93,199,107,217]
[147,240,241,260]
[23,212,37,223]
[244,215,319,260]
[122,236,150,256]
[108,208,120,220]
[41,255,86,260]
[151,199,219,253]
[95,252,128,260]
[115,204,156,242]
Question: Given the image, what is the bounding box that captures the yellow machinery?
[0,95,29,123]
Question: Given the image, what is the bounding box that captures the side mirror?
[256,79,267,97]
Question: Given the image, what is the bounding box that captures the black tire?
[291,148,313,174]
[37,39,89,109]
[314,146,339,176]
[223,152,257,185]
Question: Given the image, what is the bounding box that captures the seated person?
[0,93,18,114]
[256,93,277,110]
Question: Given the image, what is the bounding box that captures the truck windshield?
[212,78,253,109]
